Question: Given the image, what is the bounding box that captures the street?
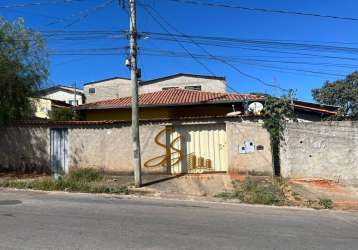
[0,190,357,250]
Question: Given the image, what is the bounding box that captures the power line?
[0,0,87,9]
[139,3,217,76]
[141,3,288,92]
[163,0,358,22]
[48,0,115,27]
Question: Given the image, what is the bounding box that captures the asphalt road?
[0,190,357,250]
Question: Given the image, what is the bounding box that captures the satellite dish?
[248,102,264,114]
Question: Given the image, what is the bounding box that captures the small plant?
[319,198,333,209]
[67,168,103,183]
[216,178,286,206]
[0,168,129,195]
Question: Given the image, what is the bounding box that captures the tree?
[0,17,48,126]
[312,71,358,119]
[262,92,295,176]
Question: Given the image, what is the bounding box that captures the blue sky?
[2,0,358,101]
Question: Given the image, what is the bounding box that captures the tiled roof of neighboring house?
[76,88,262,110]
[292,100,337,115]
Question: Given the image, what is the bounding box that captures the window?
[69,100,78,106]
[162,87,179,91]
[184,85,201,91]
[89,88,96,94]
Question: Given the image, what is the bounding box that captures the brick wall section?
[280,121,358,184]
[226,120,273,176]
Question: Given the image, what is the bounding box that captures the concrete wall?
[84,75,228,104]
[69,124,167,174]
[140,75,227,94]
[84,78,131,103]
[0,119,273,176]
[226,120,273,176]
[280,121,358,184]
[0,127,50,173]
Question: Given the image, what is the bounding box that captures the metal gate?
[170,124,227,174]
[50,128,69,177]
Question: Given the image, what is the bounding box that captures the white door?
[50,128,69,177]
[170,124,227,174]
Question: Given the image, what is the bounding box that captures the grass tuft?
[0,168,128,195]
[216,178,286,206]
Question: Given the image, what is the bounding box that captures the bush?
[216,178,286,206]
[319,198,333,209]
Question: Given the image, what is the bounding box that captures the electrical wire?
[163,0,358,22]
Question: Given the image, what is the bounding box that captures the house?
[76,88,263,121]
[83,73,228,103]
[76,88,337,122]
[30,98,72,119]
[40,85,85,106]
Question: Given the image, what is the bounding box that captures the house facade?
[40,85,85,106]
[83,73,228,103]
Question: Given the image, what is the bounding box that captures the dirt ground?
[288,179,358,211]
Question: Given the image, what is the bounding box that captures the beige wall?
[280,121,358,184]
[30,98,52,119]
[140,75,227,94]
[226,120,273,176]
[0,127,50,173]
[0,120,273,176]
[84,78,131,103]
[69,124,167,174]
[84,75,228,104]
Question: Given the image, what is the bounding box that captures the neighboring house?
[83,73,228,103]
[76,88,337,121]
[139,73,227,94]
[40,85,85,106]
[84,77,132,104]
[30,98,71,119]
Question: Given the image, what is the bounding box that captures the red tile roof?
[77,89,263,110]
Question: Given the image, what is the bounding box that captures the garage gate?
[169,124,227,174]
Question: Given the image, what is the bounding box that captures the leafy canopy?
[0,17,48,125]
[312,71,358,119]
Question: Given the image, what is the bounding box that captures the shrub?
[319,198,333,209]
[216,178,286,206]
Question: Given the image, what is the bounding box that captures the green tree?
[0,17,48,126]
[262,93,295,176]
[312,71,358,119]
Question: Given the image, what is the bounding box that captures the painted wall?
[69,124,167,174]
[226,120,273,176]
[0,127,50,173]
[280,121,358,184]
[30,98,52,119]
[140,75,227,93]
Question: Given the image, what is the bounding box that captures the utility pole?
[129,0,142,187]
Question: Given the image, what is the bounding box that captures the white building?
[40,85,85,106]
